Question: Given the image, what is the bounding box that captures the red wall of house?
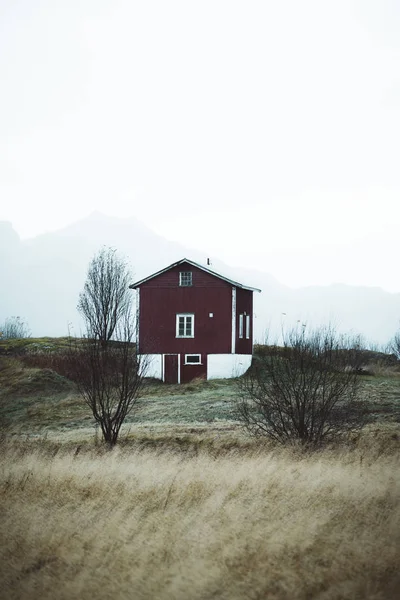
[138,264,233,355]
[180,354,207,383]
[235,287,253,355]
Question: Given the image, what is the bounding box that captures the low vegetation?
[1,340,400,436]
[0,336,79,358]
[237,326,369,446]
[0,315,30,340]
[1,433,400,600]
[1,337,400,599]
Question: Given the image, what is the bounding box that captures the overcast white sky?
[1,0,400,291]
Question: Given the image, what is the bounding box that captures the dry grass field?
[1,432,400,600]
[1,346,400,599]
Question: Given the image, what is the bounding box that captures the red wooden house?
[129,259,261,383]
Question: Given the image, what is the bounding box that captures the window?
[246,315,250,339]
[239,314,244,338]
[176,314,194,338]
[185,354,201,364]
[179,271,192,286]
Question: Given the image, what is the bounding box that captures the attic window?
[179,271,192,286]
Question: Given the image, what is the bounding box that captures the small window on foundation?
[185,354,201,364]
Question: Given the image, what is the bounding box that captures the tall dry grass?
[1,434,400,600]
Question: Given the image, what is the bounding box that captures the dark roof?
[129,258,261,292]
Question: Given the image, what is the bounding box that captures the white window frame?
[184,354,202,365]
[179,271,193,287]
[245,314,250,339]
[239,314,244,339]
[176,313,195,338]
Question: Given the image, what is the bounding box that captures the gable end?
[130,258,261,292]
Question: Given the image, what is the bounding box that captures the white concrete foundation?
[207,354,252,379]
[140,354,162,379]
[140,353,252,381]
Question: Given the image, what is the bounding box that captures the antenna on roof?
[207,258,212,266]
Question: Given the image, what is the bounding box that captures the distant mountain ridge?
[1,213,399,345]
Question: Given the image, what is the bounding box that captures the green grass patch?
[0,336,77,355]
[0,339,399,436]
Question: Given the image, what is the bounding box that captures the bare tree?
[77,247,132,347]
[236,325,368,447]
[389,329,400,361]
[0,316,30,339]
[68,310,148,446]
[72,247,147,445]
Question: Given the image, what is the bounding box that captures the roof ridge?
[129,258,261,292]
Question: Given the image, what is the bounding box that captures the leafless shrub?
[0,316,30,339]
[389,329,400,361]
[20,349,79,381]
[77,247,132,348]
[67,312,148,446]
[237,325,369,447]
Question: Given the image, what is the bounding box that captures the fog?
[1,214,399,345]
[1,0,400,292]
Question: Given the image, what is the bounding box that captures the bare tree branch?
[236,325,369,447]
[67,309,148,446]
[389,329,400,361]
[72,247,147,445]
[77,247,132,347]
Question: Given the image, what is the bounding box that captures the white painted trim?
[162,354,165,382]
[184,354,202,365]
[231,287,236,354]
[129,258,261,292]
[176,313,195,338]
[246,314,250,339]
[136,288,140,349]
[177,353,181,384]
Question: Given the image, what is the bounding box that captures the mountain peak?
[0,213,399,344]
[0,221,20,250]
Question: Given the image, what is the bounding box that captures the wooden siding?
[138,263,233,355]
[140,263,231,288]
[235,287,253,355]
[180,353,207,383]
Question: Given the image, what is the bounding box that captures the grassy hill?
[1,338,400,599]
[1,338,400,438]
